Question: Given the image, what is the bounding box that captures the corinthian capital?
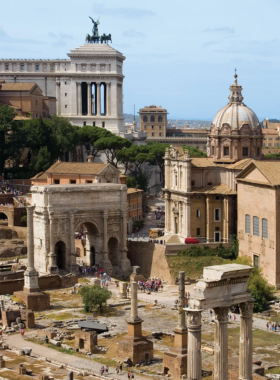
[214,306,228,322]
[239,301,254,317]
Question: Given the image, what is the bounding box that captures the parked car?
[184,237,199,244]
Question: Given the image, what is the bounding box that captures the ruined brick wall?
[75,331,97,353]
[37,330,56,339]
[127,242,173,284]
[0,278,24,295]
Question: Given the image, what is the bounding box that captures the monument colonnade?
[183,264,254,380]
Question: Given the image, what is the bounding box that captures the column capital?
[214,306,228,323]
[239,301,254,317]
[27,205,35,215]
[186,309,202,328]
[76,81,82,85]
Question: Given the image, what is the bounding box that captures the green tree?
[49,116,79,159]
[0,105,17,172]
[147,142,170,185]
[182,145,207,157]
[126,171,149,192]
[78,125,113,160]
[32,146,53,173]
[79,285,112,313]
[95,135,132,167]
[117,145,149,174]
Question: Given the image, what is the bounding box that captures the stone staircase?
[165,235,182,244]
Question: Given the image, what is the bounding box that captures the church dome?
[212,74,260,131]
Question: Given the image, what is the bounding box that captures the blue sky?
[1,0,279,120]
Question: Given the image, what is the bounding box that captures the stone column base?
[69,263,79,276]
[117,335,154,365]
[14,291,50,312]
[163,350,188,378]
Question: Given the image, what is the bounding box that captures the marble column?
[97,82,101,116]
[103,210,108,253]
[24,206,39,291]
[213,306,229,380]
[187,309,202,380]
[121,210,127,251]
[56,81,61,115]
[131,281,138,320]
[186,199,191,237]
[77,82,82,116]
[106,82,111,115]
[178,201,182,235]
[87,82,92,115]
[164,194,169,233]
[178,271,186,329]
[239,302,254,380]
[47,213,59,274]
[69,212,78,274]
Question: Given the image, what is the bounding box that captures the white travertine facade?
[31,183,132,279]
[0,44,125,134]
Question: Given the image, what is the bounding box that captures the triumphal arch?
[31,183,132,278]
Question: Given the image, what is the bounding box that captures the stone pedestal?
[118,282,153,364]
[163,271,188,378]
[14,291,50,312]
[17,364,26,375]
[119,282,128,299]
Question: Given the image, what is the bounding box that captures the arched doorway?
[55,241,66,270]
[90,246,95,266]
[108,237,119,266]
[74,221,101,266]
[0,212,8,226]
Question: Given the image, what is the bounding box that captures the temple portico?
[185,264,254,380]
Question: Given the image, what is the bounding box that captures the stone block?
[0,355,5,368]
[14,290,50,312]
[38,374,49,380]
[17,364,26,375]
[118,336,154,365]
[49,339,61,347]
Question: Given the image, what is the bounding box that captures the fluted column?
[56,81,61,115]
[187,309,202,380]
[165,194,169,233]
[178,201,182,235]
[186,198,191,237]
[131,281,138,319]
[24,206,39,292]
[239,302,254,380]
[47,213,59,274]
[106,82,111,115]
[103,210,108,253]
[77,82,82,115]
[26,206,35,271]
[213,306,229,380]
[97,82,101,116]
[87,82,92,115]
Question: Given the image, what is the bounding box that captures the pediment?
[242,167,269,183]
[100,164,120,175]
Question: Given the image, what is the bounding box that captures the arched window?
[151,115,155,122]
[158,116,162,122]
[143,115,147,122]
[245,214,250,234]
[253,216,259,236]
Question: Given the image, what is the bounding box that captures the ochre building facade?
[139,105,168,137]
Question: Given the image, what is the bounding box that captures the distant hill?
[124,114,211,129]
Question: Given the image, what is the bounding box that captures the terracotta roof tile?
[45,161,119,175]
[31,172,48,180]
[0,82,36,91]
[193,183,236,195]
[127,188,143,194]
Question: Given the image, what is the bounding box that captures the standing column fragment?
[239,301,254,380]
[187,309,202,380]
[213,306,229,380]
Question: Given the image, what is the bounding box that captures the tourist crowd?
[137,278,163,293]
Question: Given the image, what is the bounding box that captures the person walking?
[127,372,131,380]
[131,371,134,379]
[116,366,119,374]
[106,365,109,375]
[120,363,123,373]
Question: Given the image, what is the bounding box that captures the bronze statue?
[86,17,112,44]
[89,16,100,37]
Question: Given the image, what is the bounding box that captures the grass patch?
[167,255,226,279]
[41,311,75,321]
[266,367,280,375]
[0,254,27,261]
[78,277,91,284]
[10,296,25,305]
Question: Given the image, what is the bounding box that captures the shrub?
[79,285,111,313]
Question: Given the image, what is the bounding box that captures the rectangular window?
[51,64,55,71]
[212,146,214,155]
[253,216,259,236]
[20,64,24,71]
[253,254,259,269]
[215,196,220,200]
[245,214,250,234]
[102,121,105,128]
[35,64,39,71]
[224,146,229,156]
[191,180,195,186]
[5,64,9,71]
[86,180,92,183]
[269,143,272,147]
[70,180,76,184]
[151,125,154,129]
[159,125,162,129]
[65,105,67,108]
[93,122,95,126]
[144,125,147,129]
[243,147,248,156]
[196,210,200,217]
[214,208,220,221]
[54,179,60,184]
[65,81,67,85]
[262,218,268,239]
[159,132,162,137]
[83,121,86,126]
[65,93,67,96]
[197,228,201,236]
[151,132,155,137]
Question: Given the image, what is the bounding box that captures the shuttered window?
[262,219,268,239]
[253,216,259,236]
[245,214,250,234]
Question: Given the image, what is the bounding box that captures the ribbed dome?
[212,74,260,131]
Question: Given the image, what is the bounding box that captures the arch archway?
[0,212,8,226]
[74,221,101,267]
[55,241,66,270]
[108,237,119,266]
